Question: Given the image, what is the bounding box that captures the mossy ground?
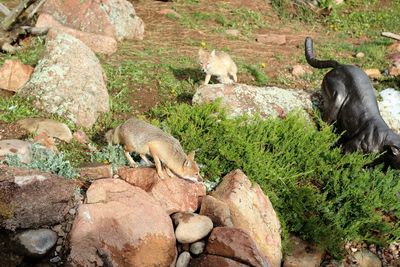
[1,0,400,259]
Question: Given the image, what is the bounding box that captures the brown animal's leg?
[232,72,237,83]
[149,147,167,179]
[204,73,211,85]
[124,151,138,167]
[165,167,174,177]
[140,154,153,165]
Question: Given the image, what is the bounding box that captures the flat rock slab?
[0,60,33,92]
[193,84,313,120]
[17,118,72,142]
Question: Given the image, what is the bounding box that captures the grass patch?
[149,101,400,257]
[0,37,45,66]
[0,96,40,122]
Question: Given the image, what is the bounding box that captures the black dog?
[305,37,400,169]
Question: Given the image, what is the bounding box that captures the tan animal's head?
[198,48,215,73]
[177,150,203,183]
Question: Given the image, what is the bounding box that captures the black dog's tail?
[305,37,340,69]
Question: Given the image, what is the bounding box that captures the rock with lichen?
[19,31,109,128]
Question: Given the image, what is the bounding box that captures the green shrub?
[90,144,129,171]
[5,143,78,179]
[150,101,400,257]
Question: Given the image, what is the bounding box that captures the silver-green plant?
[5,143,78,179]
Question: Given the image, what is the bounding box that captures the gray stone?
[173,212,213,244]
[176,251,191,267]
[190,241,205,255]
[353,249,382,267]
[17,118,72,142]
[0,139,32,164]
[19,32,109,128]
[16,229,57,256]
[193,84,313,120]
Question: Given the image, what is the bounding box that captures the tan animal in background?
[105,118,202,183]
[198,48,238,85]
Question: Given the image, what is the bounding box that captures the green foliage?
[5,143,78,179]
[0,96,40,122]
[150,101,400,257]
[0,37,45,66]
[90,144,129,171]
[328,1,400,38]
[244,65,270,86]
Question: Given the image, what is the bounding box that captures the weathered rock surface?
[283,236,324,267]
[193,84,312,120]
[16,229,57,257]
[68,178,176,267]
[353,249,382,267]
[0,165,76,230]
[19,32,109,128]
[0,139,32,164]
[190,254,249,267]
[211,169,282,267]
[41,0,145,41]
[119,167,206,214]
[0,60,33,92]
[78,163,113,180]
[199,195,233,227]
[36,13,118,55]
[17,118,72,142]
[173,212,213,244]
[206,227,271,267]
[378,88,400,135]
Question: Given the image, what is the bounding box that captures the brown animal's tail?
[305,37,340,69]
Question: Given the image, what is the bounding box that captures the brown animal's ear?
[211,49,216,57]
[188,150,196,161]
[199,48,205,55]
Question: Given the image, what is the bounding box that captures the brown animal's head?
[198,48,215,73]
[177,150,203,183]
[105,127,120,145]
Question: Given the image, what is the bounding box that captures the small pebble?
[50,256,61,263]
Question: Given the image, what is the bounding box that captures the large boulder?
[0,165,77,230]
[68,178,176,267]
[211,170,282,267]
[206,227,271,267]
[41,0,144,41]
[378,88,400,135]
[19,32,109,128]
[119,167,206,214]
[36,13,118,55]
[193,84,313,120]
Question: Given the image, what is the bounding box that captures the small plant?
[90,144,129,171]
[5,143,78,179]
[245,65,270,86]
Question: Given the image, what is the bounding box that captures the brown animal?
[105,118,203,182]
[198,48,238,85]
